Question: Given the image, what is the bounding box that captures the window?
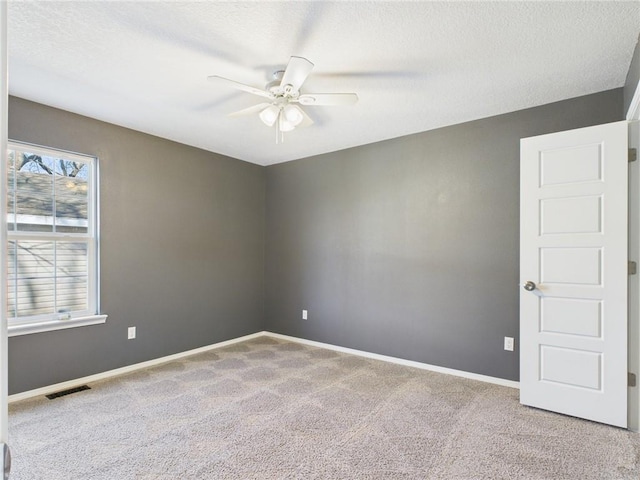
[6,141,106,336]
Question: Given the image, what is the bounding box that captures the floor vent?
[46,385,91,400]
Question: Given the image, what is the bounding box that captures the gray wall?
[7,88,624,393]
[265,89,623,381]
[625,33,640,117]
[8,97,265,394]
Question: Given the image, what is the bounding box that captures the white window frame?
[6,141,106,336]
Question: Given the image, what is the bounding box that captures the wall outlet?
[504,336,514,351]
[302,309,308,320]
[128,326,136,340]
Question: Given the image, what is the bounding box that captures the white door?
[520,121,628,428]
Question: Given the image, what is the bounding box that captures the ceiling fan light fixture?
[278,112,296,132]
[259,104,280,127]
[283,104,304,127]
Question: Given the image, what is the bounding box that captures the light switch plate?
[504,336,514,351]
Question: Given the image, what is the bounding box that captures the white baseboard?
[264,332,520,389]
[8,331,264,403]
[9,330,518,403]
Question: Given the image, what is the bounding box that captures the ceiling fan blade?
[228,103,272,117]
[207,75,272,98]
[280,56,314,91]
[297,93,358,106]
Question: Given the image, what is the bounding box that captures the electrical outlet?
[504,336,514,351]
[128,326,136,340]
[302,309,308,320]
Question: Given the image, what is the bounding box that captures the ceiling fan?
[208,56,358,143]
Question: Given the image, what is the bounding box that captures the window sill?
[8,314,108,337]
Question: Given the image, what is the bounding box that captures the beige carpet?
[8,336,640,479]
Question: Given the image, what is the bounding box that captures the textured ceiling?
[7,1,640,166]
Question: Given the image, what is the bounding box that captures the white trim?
[8,141,94,165]
[8,331,264,403]
[263,332,520,389]
[6,141,99,327]
[6,214,88,228]
[629,120,640,432]
[628,83,640,121]
[0,0,9,445]
[94,154,101,317]
[8,330,519,403]
[8,314,107,337]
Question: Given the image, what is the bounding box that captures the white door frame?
[629,121,639,431]
[627,77,640,122]
[0,0,9,474]
[628,76,640,430]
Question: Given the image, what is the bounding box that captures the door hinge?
[629,373,637,387]
[629,261,637,275]
[630,148,638,163]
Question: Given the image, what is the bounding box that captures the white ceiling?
[7,1,640,166]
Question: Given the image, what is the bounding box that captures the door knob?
[523,281,536,291]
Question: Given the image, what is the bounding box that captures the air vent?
[46,385,91,400]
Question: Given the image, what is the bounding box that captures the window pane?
[55,165,89,234]
[7,150,15,231]
[57,276,88,313]
[7,142,97,325]
[6,241,90,318]
[7,241,16,317]
[15,240,55,277]
[13,241,55,317]
[15,277,55,317]
[56,242,88,313]
[15,153,54,233]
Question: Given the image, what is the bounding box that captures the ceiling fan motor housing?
[266,70,299,100]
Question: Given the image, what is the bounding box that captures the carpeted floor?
[7,336,640,479]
